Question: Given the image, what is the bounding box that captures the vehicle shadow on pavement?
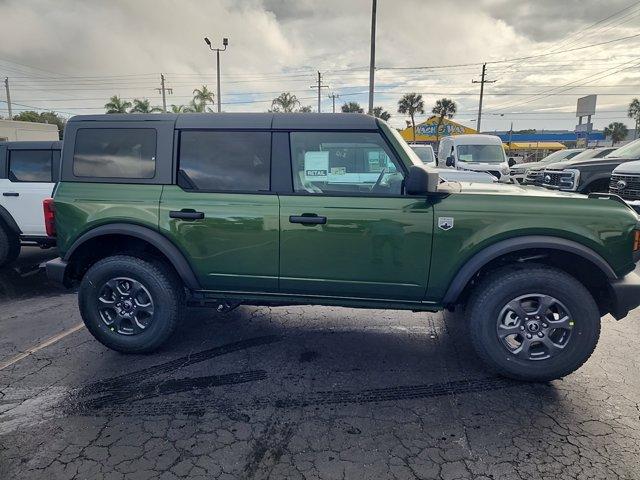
[60,305,550,420]
[0,246,64,303]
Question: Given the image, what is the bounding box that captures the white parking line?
[0,323,85,371]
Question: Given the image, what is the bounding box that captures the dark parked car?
[539,146,626,192]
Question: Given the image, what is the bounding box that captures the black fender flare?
[578,173,611,193]
[64,223,201,290]
[442,235,617,304]
[0,205,21,234]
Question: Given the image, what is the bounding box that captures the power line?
[378,33,640,71]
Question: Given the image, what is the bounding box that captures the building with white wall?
[0,119,59,141]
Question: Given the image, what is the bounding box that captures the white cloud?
[0,0,638,132]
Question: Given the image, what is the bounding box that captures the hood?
[612,159,640,175]
[440,179,585,198]
[546,156,635,171]
[458,162,506,172]
[510,160,546,172]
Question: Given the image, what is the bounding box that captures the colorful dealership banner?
[400,116,477,143]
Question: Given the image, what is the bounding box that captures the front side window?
[456,144,505,163]
[178,131,271,192]
[290,131,404,195]
[9,150,52,182]
[73,128,157,178]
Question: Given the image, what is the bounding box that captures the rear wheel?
[466,265,600,381]
[79,255,183,353]
[0,224,21,267]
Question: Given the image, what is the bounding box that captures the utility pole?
[472,63,496,132]
[204,37,229,113]
[156,74,173,113]
[310,71,329,112]
[328,93,340,113]
[368,0,377,115]
[4,77,12,119]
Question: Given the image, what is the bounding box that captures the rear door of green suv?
[276,128,434,301]
[159,116,279,292]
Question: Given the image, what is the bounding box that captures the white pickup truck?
[0,141,60,266]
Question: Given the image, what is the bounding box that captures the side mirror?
[446,156,455,167]
[405,165,439,195]
[508,157,516,167]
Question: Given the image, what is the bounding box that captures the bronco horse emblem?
[438,217,454,231]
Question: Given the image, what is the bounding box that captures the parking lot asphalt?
[1,248,639,479]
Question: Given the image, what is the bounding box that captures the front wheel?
[79,255,183,353]
[466,265,601,382]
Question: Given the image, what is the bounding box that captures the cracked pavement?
[0,248,639,479]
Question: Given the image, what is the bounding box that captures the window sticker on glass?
[330,167,346,175]
[304,151,328,180]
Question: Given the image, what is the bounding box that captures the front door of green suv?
[279,131,433,301]
[159,130,279,292]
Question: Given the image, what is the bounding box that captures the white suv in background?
[0,141,60,266]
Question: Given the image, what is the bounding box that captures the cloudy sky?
[1,0,639,132]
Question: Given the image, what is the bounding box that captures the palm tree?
[270,92,301,113]
[628,98,640,140]
[299,105,313,113]
[431,98,457,141]
[341,102,364,113]
[171,104,188,113]
[604,122,629,145]
[398,94,425,142]
[104,95,132,114]
[130,98,162,114]
[192,86,215,111]
[372,106,391,121]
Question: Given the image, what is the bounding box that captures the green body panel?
[159,186,279,292]
[54,183,163,256]
[425,183,639,301]
[279,195,433,300]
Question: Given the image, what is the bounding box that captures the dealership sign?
[416,123,467,137]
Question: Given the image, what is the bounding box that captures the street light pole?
[368,0,377,115]
[204,37,228,113]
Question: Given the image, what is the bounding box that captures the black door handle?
[169,210,205,220]
[289,214,327,225]
[3,192,19,197]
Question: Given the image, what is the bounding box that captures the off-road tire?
[466,264,601,382]
[0,224,21,267]
[79,255,184,353]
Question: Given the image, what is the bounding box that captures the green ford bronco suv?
[46,113,640,381]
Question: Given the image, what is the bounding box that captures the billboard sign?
[576,95,597,118]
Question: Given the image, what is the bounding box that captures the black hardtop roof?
[0,140,62,150]
[67,112,380,130]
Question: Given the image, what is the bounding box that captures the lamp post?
[204,37,228,113]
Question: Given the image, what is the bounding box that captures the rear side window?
[73,128,157,179]
[178,131,271,192]
[9,150,52,182]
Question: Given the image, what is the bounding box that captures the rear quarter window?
[178,131,271,192]
[73,128,157,179]
[9,150,52,182]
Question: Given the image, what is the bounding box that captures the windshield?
[606,138,640,159]
[379,121,423,166]
[456,144,505,163]
[411,145,435,163]
[539,149,580,164]
[568,148,609,162]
